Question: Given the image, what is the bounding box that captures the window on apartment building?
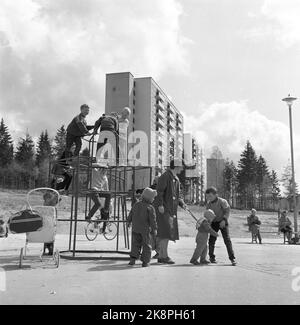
[133,108,135,114]
[134,81,136,88]
[159,141,163,147]
[133,117,135,124]
[133,90,136,97]
[133,99,136,106]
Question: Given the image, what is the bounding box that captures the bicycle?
[85,216,118,241]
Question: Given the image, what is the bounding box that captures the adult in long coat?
[153,161,186,264]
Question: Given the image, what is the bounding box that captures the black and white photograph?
[0,0,300,310]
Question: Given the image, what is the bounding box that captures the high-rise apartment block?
[184,133,205,203]
[105,72,184,174]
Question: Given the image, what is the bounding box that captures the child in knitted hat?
[128,187,158,267]
[190,209,219,265]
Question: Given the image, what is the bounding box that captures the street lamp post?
[282,94,298,238]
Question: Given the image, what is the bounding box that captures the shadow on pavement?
[1,255,58,271]
[235,241,285,246]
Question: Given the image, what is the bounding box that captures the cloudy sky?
[1,0,300,182]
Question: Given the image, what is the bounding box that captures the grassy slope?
[0,189,281,238]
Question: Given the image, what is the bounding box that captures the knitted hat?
[141,187,157,202]
[204,209,216,223]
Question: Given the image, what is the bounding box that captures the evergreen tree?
[0,118,14,167]
[53,125,67,159]
[237,141,258,208]
[281,162,299,197]
[15,133,35,168]
[36,130,52,166]
[270,170,281,201]
[14,133,37,188]
[36,130,52,186]
[256,155,271,209]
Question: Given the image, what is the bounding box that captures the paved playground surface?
[1,234,300,305]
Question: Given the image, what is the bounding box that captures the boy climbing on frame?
[66,104,94,158]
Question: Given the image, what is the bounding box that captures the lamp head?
[282,94,297,107]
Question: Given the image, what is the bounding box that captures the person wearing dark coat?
[153,160,186,264]
[66,104,94,157]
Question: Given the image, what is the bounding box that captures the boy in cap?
[190,209,219,265]
[128,187,158,267]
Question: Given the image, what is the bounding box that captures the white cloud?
[183,101,300,184]
[246,0,300,47]
[0,0,190,137]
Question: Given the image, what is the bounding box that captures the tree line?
[0,118,75,189]
[219,141,298,210]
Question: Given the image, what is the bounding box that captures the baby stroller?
[8,188,60,268]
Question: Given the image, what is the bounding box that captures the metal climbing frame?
[56,134,153,260]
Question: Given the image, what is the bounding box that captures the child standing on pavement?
[247,209,262,244]
[190,209,219,265]
[128,188,158,267]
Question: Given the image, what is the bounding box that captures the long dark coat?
[153,169,184,241]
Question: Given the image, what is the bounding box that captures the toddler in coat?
[190,209,219,265]
[128,187,158,267]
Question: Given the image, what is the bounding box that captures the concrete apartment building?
[206,158,225,196]
[105,72,183,188]
[184,133,204,203]
[105,72,184,178]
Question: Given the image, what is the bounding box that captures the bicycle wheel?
[103,222,117,241]
[85,222,99,241]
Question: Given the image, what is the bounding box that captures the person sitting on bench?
[279,210,293,244]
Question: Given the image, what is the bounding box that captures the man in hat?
[153,160,186,264]
[66,104,94,158]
